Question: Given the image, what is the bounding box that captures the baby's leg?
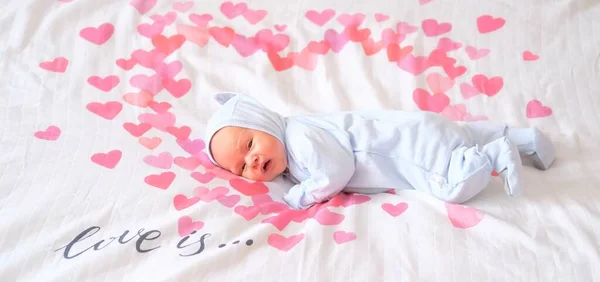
[506,128,555,170]
[424,137,523,204]
[459,121,555,170]
[457,120,508,145]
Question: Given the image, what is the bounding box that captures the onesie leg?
[458,120,508,145]
[429,145,494,203]
[418,137,523,203]
[480,137,524,196]
[460,121,555,170]
[506,127,555,170]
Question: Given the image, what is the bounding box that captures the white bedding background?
[1,0,600,281]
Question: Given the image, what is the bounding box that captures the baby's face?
[210,126,287,182]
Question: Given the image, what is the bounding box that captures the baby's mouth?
[263,160,271,172]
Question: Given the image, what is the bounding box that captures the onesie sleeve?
[282,122,356,210]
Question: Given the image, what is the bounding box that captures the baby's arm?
[283,123,355,210]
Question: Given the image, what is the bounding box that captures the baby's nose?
[246,155,259,168]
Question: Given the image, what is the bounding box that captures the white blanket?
[1,0,599,281]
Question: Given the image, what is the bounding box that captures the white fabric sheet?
[1,0,600,281]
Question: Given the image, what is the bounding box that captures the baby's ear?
[214,93,237,105]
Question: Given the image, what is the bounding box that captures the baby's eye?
[247,139,253,149]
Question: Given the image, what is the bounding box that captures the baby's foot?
[482,137,524,197]
[529,128,555,170]
[507,127,555,170]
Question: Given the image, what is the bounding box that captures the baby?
[205,93,555,210]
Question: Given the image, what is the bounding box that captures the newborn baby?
[205,93,555,209]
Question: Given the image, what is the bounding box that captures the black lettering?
[135,230,161,253]
[54,226,101,259]
[93,237,117,251]
[118,229,142,244]
[177,233,211,257]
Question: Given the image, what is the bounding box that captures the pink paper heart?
[437,37,462,52]
[137,112,176,132]
[523,51,539,61]
[324,29,350,53]
[257,201,289,215]
[178,216,204,236]
[130,0,156,15]
[143,152,173,169]
[176,24,210,47]
[398,54,430,76]
[148,101,172,113]
[305,9,336,26]
[274,24,287,32]
[172,1,194,13]
[254,29,290,53]
[131,49,166,69]
[382,202,408,217]
[130,74,164,94]
[441,104,467,121]
[231,34,261,57]
[526,100,552,118]
[144,172,176,190]
[251,194,275,205]
[243,8,268,25]
[220,1,248,19]
[374,13,389,22]
[267,233,305,251]
[137,21,165,39]
[189,13,213,26]
[421,19,452,37]
[443,63,467,80]
[91,150,122,169]
[115,58,136,70]
[477,15,505,34]
[465,45,490,60]
[195,186,229,202]
[176,138,205,155]
[460,82,481,99]
[472,74,504,96]
[126,122,149,136]
[174,156,201,171]
[34,126,61,141]
[229,178,270,196]
[262,211,302,230]
[337,13,365,27]
[163,78,191,98]
[190,171,216,183]
[313,209,345,225]
[216,194,241,208]
[426,72,454,94]
[234,205,261,220]
[87,75,120,92]
[396,22,418,35]
[150,12,177,25]
[380,28,405,45]
[173,195,200,211]
[86,101,122,120]
[333,231,356,244]
[39,57,68,73]
[80,23,114,45]
[445,203,484,229]
[153,60,183,79]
